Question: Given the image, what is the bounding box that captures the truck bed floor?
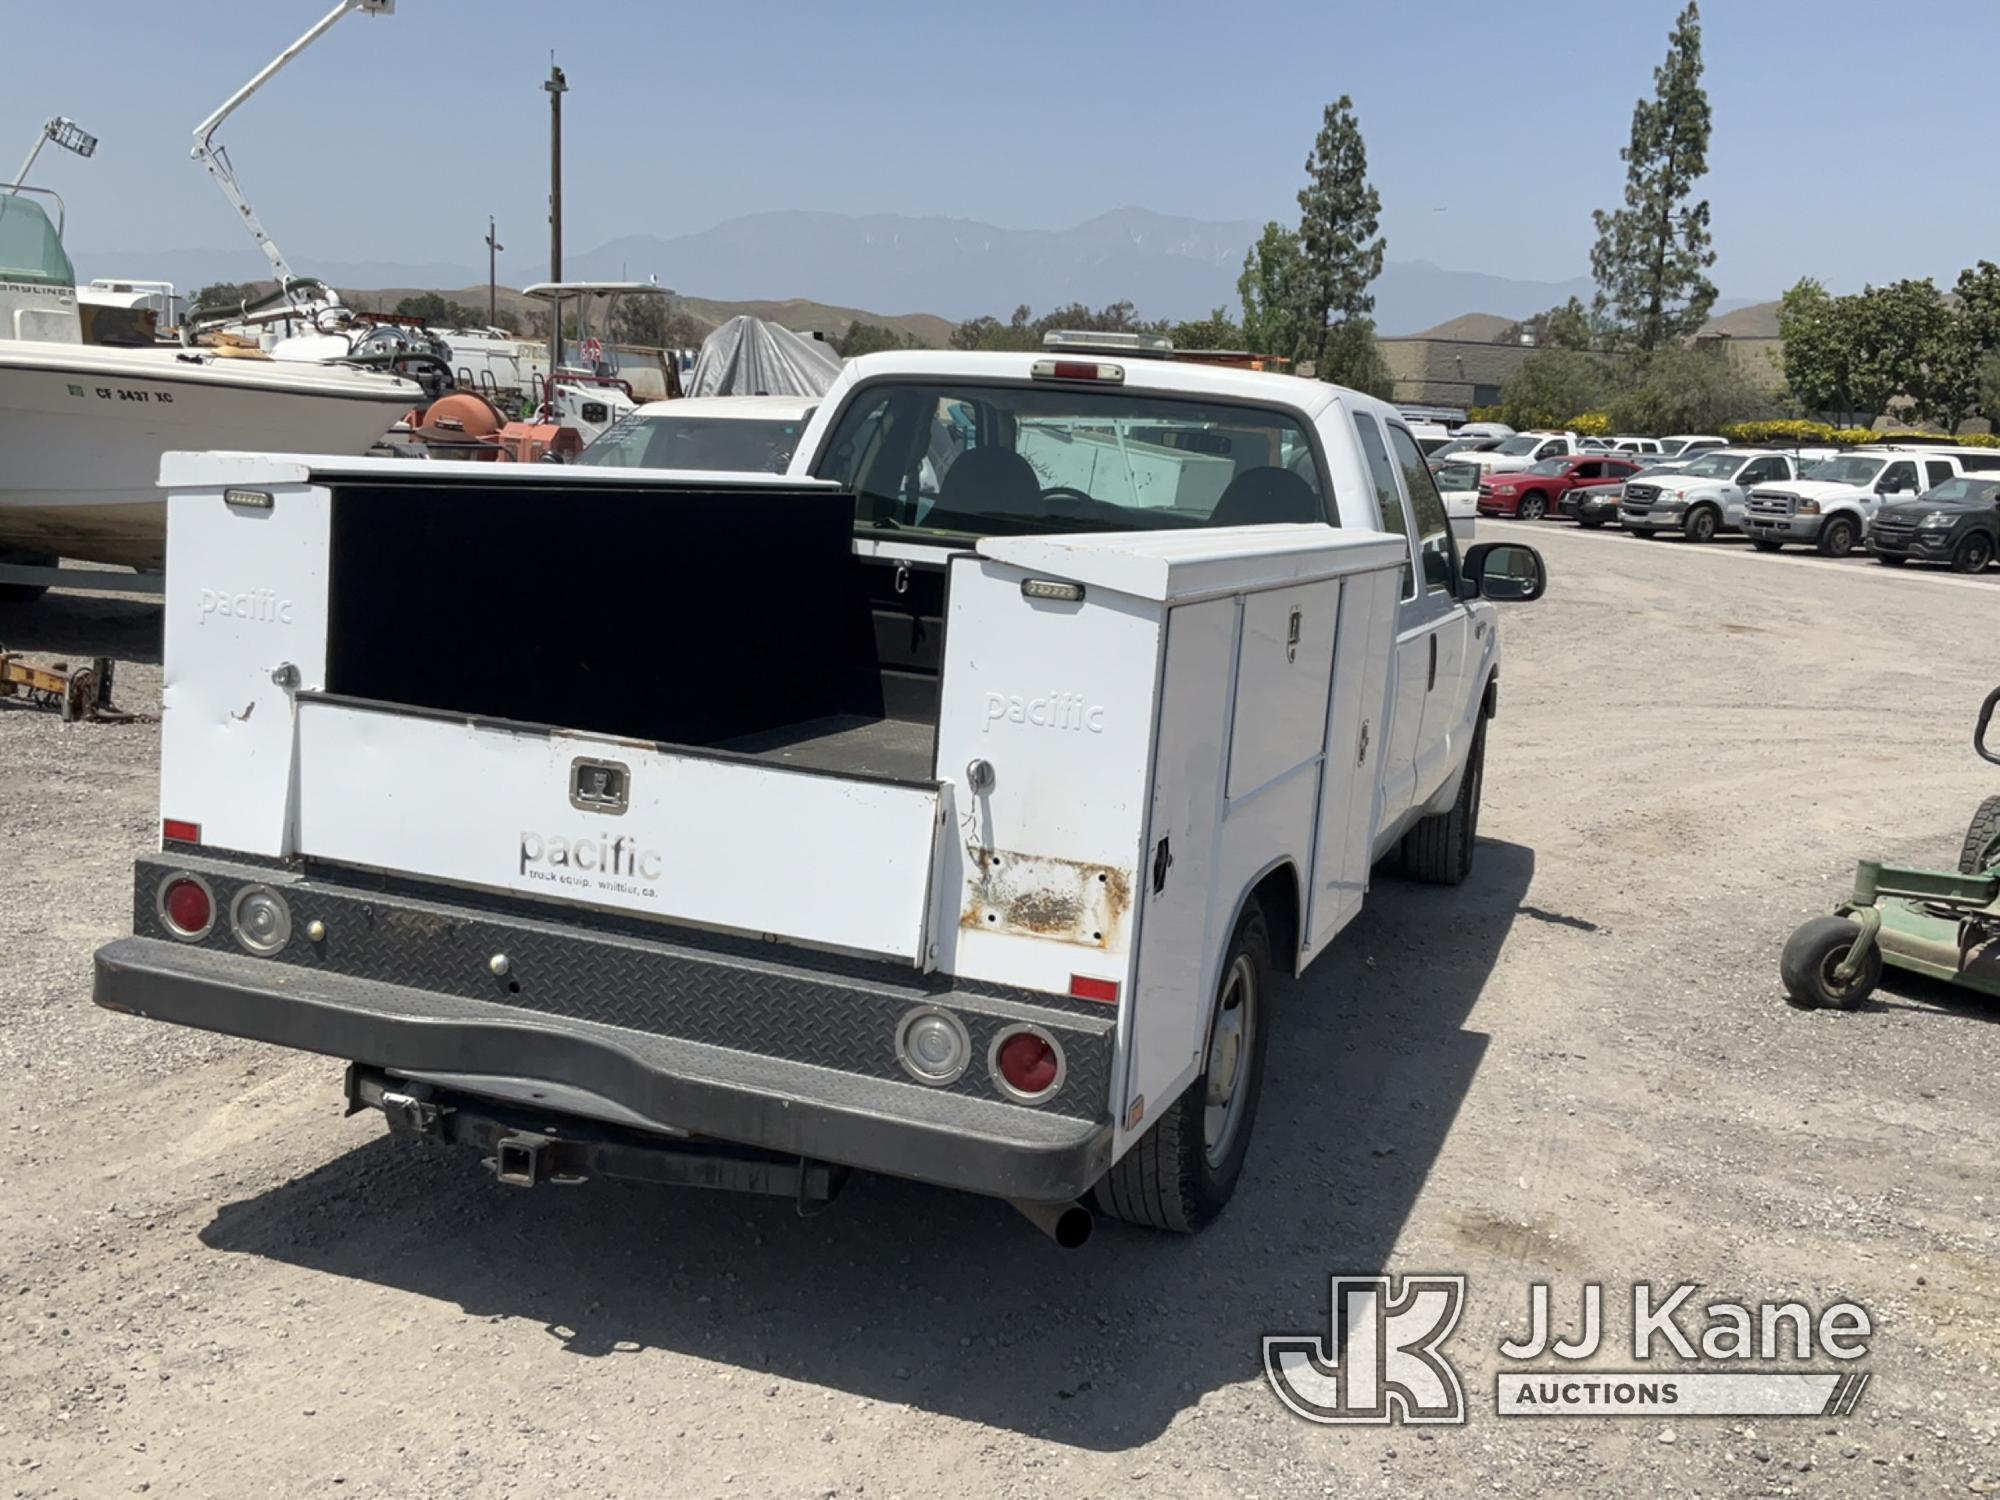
[714,714,935,782]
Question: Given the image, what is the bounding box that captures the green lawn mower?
[1782,686,2000,1009]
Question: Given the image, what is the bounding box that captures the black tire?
[1951,533,1995,574]
[1096,903,1271,1233]
[1518,492,1548,521]
[1961,794,2000,875]
[1817,515,1859,558]
[1683,507,1719,544]
[1875,554,1908,567]
[1780,916,1882,1010]
[1400,717,1486,885]
[1752,539,1782,552]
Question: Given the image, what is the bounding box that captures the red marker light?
[162,818,200,845]
[1068,974,1119,1005]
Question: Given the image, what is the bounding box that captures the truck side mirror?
[1459,541,1547,602]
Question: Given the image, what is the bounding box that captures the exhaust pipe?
[1009,1198,1093,1249]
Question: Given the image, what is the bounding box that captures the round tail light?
[895,1006,971,1086]
[229,885,293,955]
[156,873,215,940]
[991,1026,1064,1103]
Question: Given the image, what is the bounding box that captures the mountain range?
[73,207,1721,336]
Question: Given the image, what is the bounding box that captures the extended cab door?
[1387,422,1474,809]
[1350,411,1425,833]
[1352,413,1472,835]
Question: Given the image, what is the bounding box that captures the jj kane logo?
[1265,1278,1874,1426]
[1264,1275,1468,1425]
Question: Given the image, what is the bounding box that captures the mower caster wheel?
[1780,916,1881,1010]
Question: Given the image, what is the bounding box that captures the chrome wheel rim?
[1203,953,1258,1167]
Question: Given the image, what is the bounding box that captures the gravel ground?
[3,529,1998,1499]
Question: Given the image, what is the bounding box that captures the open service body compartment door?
[292,698,947,963]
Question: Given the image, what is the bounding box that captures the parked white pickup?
[1743,448,2000,555]
[95,349,1546,1242]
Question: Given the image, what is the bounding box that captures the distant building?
[1376,335,1534,409]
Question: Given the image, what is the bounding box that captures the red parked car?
[1477,456,1642,520]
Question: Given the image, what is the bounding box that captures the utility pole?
[544,61,567,283]
[484,216,503,327]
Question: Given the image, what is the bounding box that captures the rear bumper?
[95,855,1117,1202]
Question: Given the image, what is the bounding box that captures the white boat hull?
[0,347,415,569]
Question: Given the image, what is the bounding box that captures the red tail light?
[158,874,214,940]
[1068,974,1119,1004]
[993,1027,1063,1101]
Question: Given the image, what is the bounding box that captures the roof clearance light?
[1021,578,1085,603]
[1031,358,1124,385]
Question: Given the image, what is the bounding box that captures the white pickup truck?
[1742,448,2000,556]
[93,349,1545,1243]
[1466,429,1585,478]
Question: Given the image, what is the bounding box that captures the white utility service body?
[97,351,1538,1236]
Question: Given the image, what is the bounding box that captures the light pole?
[545,62,567,284]
[485,216,503,327]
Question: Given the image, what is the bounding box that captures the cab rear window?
[811,381,1332,537]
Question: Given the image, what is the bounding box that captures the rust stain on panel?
[960,847,1134,950]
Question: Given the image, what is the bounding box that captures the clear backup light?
[229,885,293,955]
[896,1006,971,1086]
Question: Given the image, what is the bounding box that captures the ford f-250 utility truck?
[93,350,1545,1243]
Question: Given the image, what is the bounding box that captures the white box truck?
[94,349,1545,1243]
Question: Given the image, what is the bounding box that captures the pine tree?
[1590,2,1717,353]
[1238,222,1308,363]
[1294,95,1385,378]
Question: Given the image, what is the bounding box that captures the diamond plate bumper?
[95,854,1117,1202]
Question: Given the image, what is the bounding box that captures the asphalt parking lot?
[3,529,1998,1499]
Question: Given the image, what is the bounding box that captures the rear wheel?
[1401,718,1486,885]
[1952,533,1995,573]
[1683,507,1719,544]
[1961,794,2000,875]
[1518,492,1548,521]
[1096,904,1271,1232]
[1780,916,1881,1010]
[1817,515,1859,557]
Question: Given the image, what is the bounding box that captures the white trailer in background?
[96,348,1545,1244]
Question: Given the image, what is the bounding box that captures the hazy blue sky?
[12,0,1994,297]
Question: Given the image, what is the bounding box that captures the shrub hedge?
[1718,420,2000,448]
